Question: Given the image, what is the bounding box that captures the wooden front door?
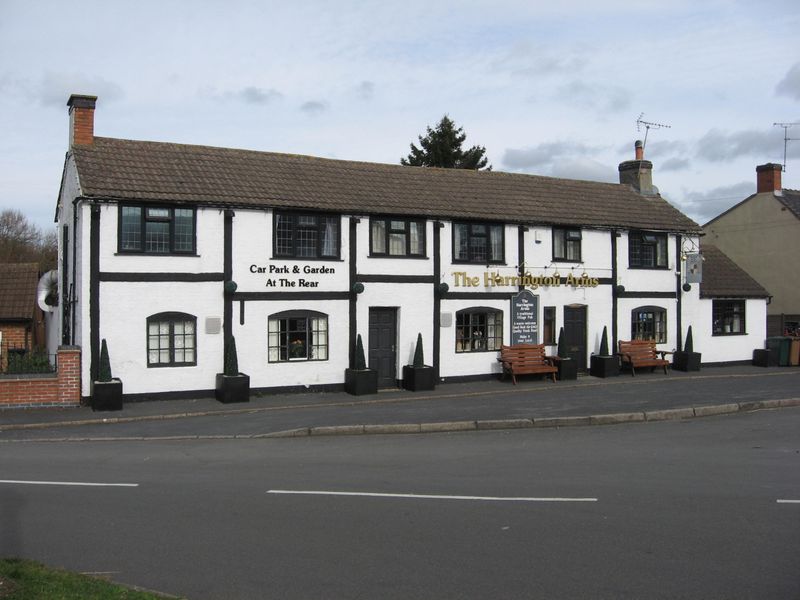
[369,308,397,388]
[564,305,587,371]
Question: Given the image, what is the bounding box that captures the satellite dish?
[37,270,59,312]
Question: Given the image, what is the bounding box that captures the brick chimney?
[618,140,654,195]
[67,94,97,146]
[756,163,782,193]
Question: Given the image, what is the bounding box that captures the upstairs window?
[552,227,582,262]
[274,212,339,259]
[370,218,426,257]
[453,222,504,263]
[629,231,668,268]
[631,306,666,343]
[456,308,504,352]
[147,312,196,367]
[120,205,195,254]
[268,310,328,362]
[713,300,746,335]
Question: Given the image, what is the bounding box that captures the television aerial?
[773,122,799,172]
[636,113,671,152]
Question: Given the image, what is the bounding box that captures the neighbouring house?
[0,262,45,371]
[703,164,800,336]
[50,95,768,402]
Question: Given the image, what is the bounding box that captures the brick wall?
[0,346,81,409]
[1,323,30,370]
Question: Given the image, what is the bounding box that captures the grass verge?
[0,558,180,599]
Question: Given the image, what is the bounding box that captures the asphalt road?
[1,407,799,599]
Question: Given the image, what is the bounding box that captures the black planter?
[215,373,250,403]
[91,379,123,411]
[345,368,378,395]
[752,348,771,367]
[556,358,578,381]
[590,355,619,378]
[673,351,702,372]
[402,365,436,391]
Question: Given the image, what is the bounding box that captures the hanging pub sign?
[685,253,703,284]
[511,290,539,345]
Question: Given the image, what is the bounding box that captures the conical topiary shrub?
[224,336,239,376]
[404,333,435,391]
[413,333,425,368]
[346,334,377,395]
[557,327,567,358]
[92,338,123,411]
[355,334,367,370]
[673,325,701,372]
[98,338,112,382]
[599,326,610,356]
[684,326,694,353]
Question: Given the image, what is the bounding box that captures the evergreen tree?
[98,339,113,382]
[401,115,490,170]
[413,333,425,368]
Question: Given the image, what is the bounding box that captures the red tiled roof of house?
[0,263,39,321]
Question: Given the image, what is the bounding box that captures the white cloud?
[775,62,800,101]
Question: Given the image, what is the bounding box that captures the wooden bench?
[498,344,558,384]
[618,340,672,376]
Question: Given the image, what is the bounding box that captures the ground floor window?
[147,312,196,366]
[542,306,556,345]
[456,308,503,352]
[631,306,666,343]
[268,310,328,362]
[713,300,746,335]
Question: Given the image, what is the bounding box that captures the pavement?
[1,365,799,441]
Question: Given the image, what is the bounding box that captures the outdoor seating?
[618,340,671,376]
[498,344,558,384]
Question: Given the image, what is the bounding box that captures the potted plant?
[91,339,123,411]
[555,327,577,380]
[402,333,436,391]
[215,336,250,403]
[345,334,378,395]
[590,326,619,378]
[673,326,701,371]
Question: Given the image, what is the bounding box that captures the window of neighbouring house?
[455,308,503,352]
[147,312,197,367]
[274,212,339,259]
[552,227,582,262]
[453,222,504,263]
[370,218,426,257]
[631,306,667,343]
[119,205,195,254]
[629,231,668,268]
[542,306,556,345]
[712,300,746,335]
[268,310,328,362]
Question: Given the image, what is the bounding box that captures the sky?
[1,0,799,234]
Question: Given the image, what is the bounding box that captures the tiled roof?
[699,244,769,299]
[0,263,39,321]
[71,137,701,233]
[778,189,800,219]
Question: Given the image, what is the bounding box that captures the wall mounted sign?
[685,253,703,284]
[453,270,599,289]
[249,263,336,288]
[511,290,539,345]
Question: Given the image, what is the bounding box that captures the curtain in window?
[322,217,337,257]
[409,222,423,255]
[489,225,503,261]
[371,220,386,254]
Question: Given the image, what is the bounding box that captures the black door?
[564,305,587,371]
[369,308,397,388]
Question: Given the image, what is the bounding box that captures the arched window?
[147,312,197,367]
[455,307,503,353]
[631,306,666,343]
[268,310,328,362]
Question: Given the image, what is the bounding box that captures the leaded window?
[631,306,667,343]
[552,227,582,262]
[713,300,746,335]
[268,311,328,362]
[274,212,339,259]
[453,222,504,263]
[629,231,668,268]
[456,308,504,352]
[147,312,196,367]
[119,205,195,254]
[370,218,426,257]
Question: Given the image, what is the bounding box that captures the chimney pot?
[635,140,644,160]
[67,94,97,146]
[755,163,782,193]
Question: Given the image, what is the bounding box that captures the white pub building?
[51,95,768,401]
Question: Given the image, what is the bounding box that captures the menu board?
[511,290,539,345]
